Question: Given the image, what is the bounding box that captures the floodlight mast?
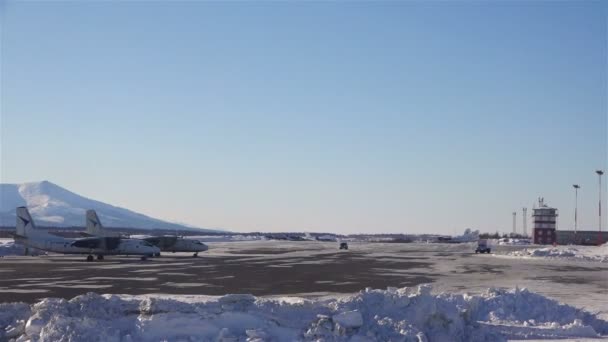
[522,207,527,237]
[596,170,604,245]
[573,184,580,234]
[512,212,516,235]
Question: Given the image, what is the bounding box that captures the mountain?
[0,181,216,232]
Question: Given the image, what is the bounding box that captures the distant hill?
[0,181,219,232]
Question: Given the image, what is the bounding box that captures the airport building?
[530,197,608,245]
[556,230,608,245]
[532,198,558,245]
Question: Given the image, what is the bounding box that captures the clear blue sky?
[1,1,606,234]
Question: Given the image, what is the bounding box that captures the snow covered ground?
[187,235,267,243]
[1,285,607,342]
[504,244,608,263]
[127,235,267,243]
[1,240,606,341]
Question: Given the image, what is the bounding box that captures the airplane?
[316,234,338,242]
[86,209,209,257]
[13,207,160,261]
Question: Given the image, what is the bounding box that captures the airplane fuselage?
[15,235,159,256]
[164,238,209,253]
[15,235,90,254]
[142,235,208,253]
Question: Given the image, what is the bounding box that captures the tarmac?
[1,240,606,318]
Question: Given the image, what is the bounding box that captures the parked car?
[339,242,349,250]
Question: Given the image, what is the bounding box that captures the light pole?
[596,170,604,245]
[522,207,528,237]
[512,212,516,236]
[573,184,580,234]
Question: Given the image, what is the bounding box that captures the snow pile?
[508,246,608,263]
[2,285,607,341]
[0,240,45,257]
[0,302,31,340]
[531,248,576,257]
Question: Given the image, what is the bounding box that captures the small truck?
[475,239,491,254]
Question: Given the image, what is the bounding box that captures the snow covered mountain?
[0,181,214,232]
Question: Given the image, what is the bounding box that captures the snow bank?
[2,285,607,341]
[187,235,267,243]
[0,240,45,257]
[508,246,608,263]
[531,248,576,257]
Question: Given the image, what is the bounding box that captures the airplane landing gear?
[154,252,161,257]
[193,252,198,258]
[97,255,104,260]
[140,256,148,261]
[86,255,94,262]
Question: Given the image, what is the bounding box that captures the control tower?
[532,198,558,245]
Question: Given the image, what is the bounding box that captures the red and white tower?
[532,198,558,245]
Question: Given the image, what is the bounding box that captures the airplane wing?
[11,233,26,238]
[71,237,122,250]
[102,237,122,250]
[143,237,161,246]
[72,237,102,249]
[78,232,96,237]
[143,236,177,249]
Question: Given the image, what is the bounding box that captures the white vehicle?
[14,207,159,261]
[86,210,208,257]
[475,239,491,254]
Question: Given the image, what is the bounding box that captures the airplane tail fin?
[86,209,105,236]
[16,207,36,238]
[86,210,120,237]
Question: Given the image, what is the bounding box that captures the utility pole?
[596,170,604,245]
[522,207,528,237]
[573,184,580,234]
[512,212,517,235]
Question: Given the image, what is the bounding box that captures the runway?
[1,241,606,317]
